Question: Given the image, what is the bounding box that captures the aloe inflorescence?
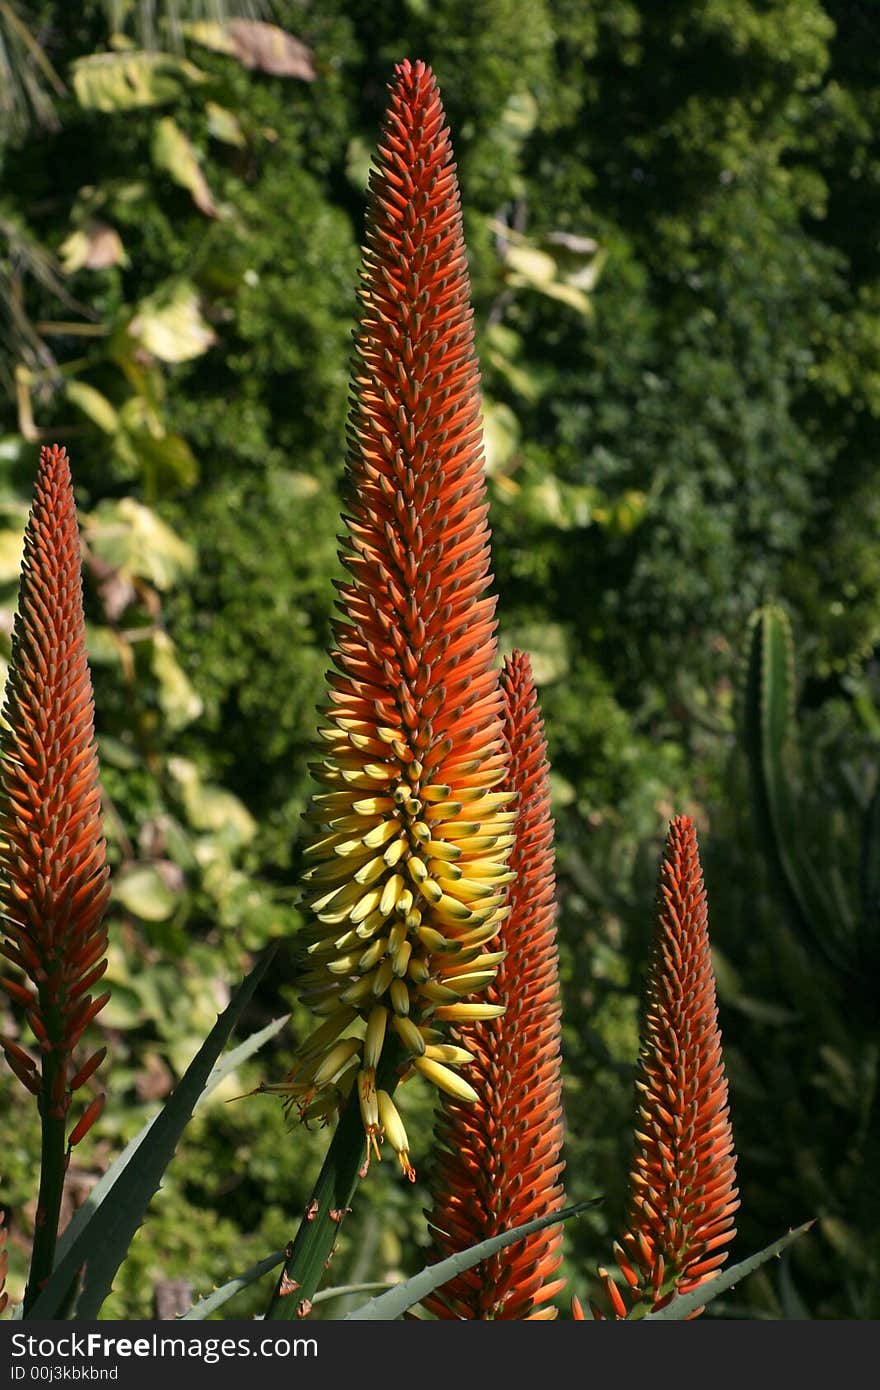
[0,444,111,1303]
[260,60,514,1176]
[573,814,739,1319]
[426,650,566,1318]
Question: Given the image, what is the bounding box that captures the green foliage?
[2,0,880,1320]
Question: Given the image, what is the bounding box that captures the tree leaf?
[71,52,207,112]
[0,510,27,582]
[504,242,557,287]
[206,101,245,148]
[151,630,204,731]
[152,116,217,218]
[25,951,280,1319]
[60,221,126,273]
[167,755,256,844]
[65,381,119,433]
[482,398,520,474]
[83,497,195,590]
[344,1198,600,1320]
[131,429,200,492]
[643,1222,814,1320]
[128,281,216,363]
[113,861,178,922]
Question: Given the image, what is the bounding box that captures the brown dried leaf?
[226,21,315,79]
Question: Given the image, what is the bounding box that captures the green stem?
[265,1052,400,1320]
[23,1053,67,1313]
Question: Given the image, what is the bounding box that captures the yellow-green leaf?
[0,525,25,584]
[66,380,119,434]
[504,242,558,287]
[151,630,203,730]
[482,398,520,474]
[84,497,195,589]
[152,116,217,218]
[59,220,127,274]
[206,101,245,148]
[71,51,207,112]
[167,756,257,845]
[128,281,216,363]
[114,862,178,922]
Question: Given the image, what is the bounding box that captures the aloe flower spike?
[264,58,513,1168]
[426,650,565,1318]
[574,815,739,1318]
[0,444,110,1310]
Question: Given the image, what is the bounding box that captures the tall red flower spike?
[574,814,739,1319]
[0,445,111,1139]
[425,650,565,1318]
[261,60,515,1172]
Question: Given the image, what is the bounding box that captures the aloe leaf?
[26,948,279,1320]
[178,1249,288,1320]
[345,1198,600,1320]
[313,1281,393,1304]
[643,1221,813,1320]
[181,1269,395,1322]
[51,1009,289,1272]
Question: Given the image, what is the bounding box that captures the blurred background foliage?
[1,0,878,1319]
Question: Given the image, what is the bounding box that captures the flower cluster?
[262,61,514,1172]
[426,651,565,1318]
[0,444,110,1146]
[573,815,739,1318]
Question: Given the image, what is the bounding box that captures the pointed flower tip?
[0,443,110,1122]
[426,653,564,1319]
[590,813,738,1319]
[274,61,513,1148]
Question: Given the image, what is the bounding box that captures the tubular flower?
[262,59,514,1165]
[0,445,111,1143]
[578,815,739,1319]
[424,650,565,1318]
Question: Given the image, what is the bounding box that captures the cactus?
[859,777,880,976]
[742,604,876,983]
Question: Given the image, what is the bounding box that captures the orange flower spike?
[280,60,514,1145]
[580,815,739,1319]
[425,650,565,1318]
[0,445,111,1114]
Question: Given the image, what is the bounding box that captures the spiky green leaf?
[643,1222,814,1320]
[345,1199,600,1320]
[26,952,281,1319]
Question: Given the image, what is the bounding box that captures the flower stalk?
[425,651,565,1318]
[0,445,111,1311]
[574,814,739,1319]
